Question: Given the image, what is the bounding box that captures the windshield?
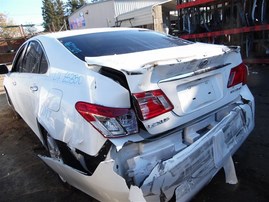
[58,30,192,61]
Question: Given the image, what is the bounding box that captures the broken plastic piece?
[129,186,146,202]
[223,156,238,184]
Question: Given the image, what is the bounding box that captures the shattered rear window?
[58,30,192,61]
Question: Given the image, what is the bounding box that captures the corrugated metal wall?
[68,0,167,29]
[114,0,165,16]
[117,5,153,27]
[86,1,116,28]
[68,1,116,29]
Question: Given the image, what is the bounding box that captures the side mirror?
[0,64,9,74]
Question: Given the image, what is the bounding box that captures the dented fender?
[37,69,132,156]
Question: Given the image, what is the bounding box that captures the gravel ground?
[0,65,268,202]
[0,75,4,94]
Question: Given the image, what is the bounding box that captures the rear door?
[10,40,48,136]
[5,44,27,113]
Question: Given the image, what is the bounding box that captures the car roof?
[42,27,146,39]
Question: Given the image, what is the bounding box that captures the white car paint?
[2,28,254,201]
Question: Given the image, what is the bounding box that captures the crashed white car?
[0,28,254,201]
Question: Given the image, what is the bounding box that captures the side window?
[21,41,42,73]
[39,53,48,74]
[20,41,48,74]
[12,44,27,73]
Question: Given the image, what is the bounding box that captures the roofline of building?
[116,0,173,19]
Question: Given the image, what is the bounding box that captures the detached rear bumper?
[141,94,254,201]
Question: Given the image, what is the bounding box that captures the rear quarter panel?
[37,36,131,155]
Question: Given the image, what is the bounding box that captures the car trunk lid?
[86,43,244,134]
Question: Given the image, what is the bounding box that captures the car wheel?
[46,133,67,182]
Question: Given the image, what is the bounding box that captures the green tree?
[55,0,65,30]
[42,0,65,32]
[65,0,87,16]
[42,0,55,31]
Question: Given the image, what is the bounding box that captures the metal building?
[68,0,177,33]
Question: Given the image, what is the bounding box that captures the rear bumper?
[40,86,254,202]
[141,96,254,201]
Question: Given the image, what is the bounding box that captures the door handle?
[30,85,38,92]
[12,81,16,86]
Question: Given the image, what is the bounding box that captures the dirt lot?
[0,76,5,94]
[0,65,269,202]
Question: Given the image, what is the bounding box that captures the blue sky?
[0,0,44,25]
[0,0,68,26]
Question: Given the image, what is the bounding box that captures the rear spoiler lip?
[159,63,231,83]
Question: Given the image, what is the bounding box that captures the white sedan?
[0,28,254,201]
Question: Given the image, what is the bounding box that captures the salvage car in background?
[0,28,254,201]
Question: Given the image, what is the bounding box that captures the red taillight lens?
[227,63,247,88]
[75,102,138,138]
[133,89,174,120]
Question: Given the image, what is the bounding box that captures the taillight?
[75,102,138,138]
[227,63,247,88]
[133,89,174,120]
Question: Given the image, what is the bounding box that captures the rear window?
[58,30,191,61]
